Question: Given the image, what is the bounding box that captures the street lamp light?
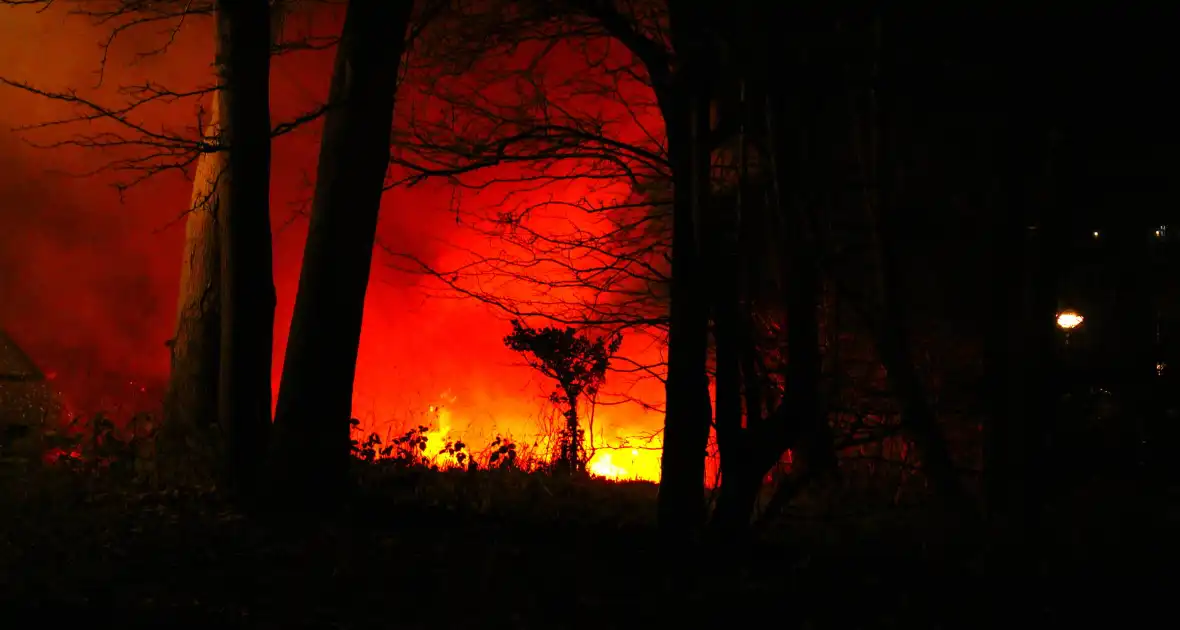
[1056,310,1084,330]
[1057,309,1083,349]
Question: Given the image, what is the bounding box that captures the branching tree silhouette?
[504,319,621,474]
[0,0,324,491]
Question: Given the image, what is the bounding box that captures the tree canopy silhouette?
[504,319,621,473]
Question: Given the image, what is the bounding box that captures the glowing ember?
[1056,310,1084,330]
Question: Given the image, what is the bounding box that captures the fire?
[358,395,662,482]
[587,452,628,479]
[1,5,671,479]
[587,448,654,481]
[422,404,457,467]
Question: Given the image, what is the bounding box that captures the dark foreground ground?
[1,465,1174,629]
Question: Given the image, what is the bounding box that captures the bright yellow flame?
[588,453,628,479]
[1056,310,1084,330]
[362,392,664,481]
[586,447,659,481]
[420,405,457,467]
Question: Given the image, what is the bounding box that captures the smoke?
[0,136,175,389]
[0,4,666,474]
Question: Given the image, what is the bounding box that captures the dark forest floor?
[0,464,1174,629]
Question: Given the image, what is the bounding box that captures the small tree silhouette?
[503,320,622,474]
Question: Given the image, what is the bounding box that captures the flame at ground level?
[353,399,664,482]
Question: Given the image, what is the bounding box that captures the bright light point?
[631,449,639,456]
[1092,231,1100,238]
[1056,310,1084,330]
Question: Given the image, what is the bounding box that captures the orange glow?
[0,5,667,481]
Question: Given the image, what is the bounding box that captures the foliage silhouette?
[503,320,621,474]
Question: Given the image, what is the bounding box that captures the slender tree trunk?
[767,28,835,486]
[864,14,971,515]
[657,91,714,536]
[162,97,224,472]
[564,395,582,473]
[715,82,830,537]
[709,183,749,534]
[653,1,718,537]
[570,0,715,536]
[268,0,414,505]
[714,5,835,535]
[215,0,275,495]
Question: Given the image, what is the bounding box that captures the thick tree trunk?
[162,97,224,472]
[215,0,275,495]
[268,0,413,505]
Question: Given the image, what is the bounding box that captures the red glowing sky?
[0,4,666,475]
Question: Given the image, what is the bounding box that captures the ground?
[0,463,1173,629]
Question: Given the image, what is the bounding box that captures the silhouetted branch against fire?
[386,5,672,313]
[372,0,680,425]
[0,0,335,194]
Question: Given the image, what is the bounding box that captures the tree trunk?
[865,14,971,515]
[215,0,275,495]
[709,218,750,534]
[709,83,747,535]
[657,93,714,537]
[714,7,835,535]
[767,35,836,488]
[561,397,582,474]
[268,0,414,505]
[161,96,224,474]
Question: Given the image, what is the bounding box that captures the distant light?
[1092,230,1100,239]
[1056,310,1084,330]
[1157,225,1167,238]
[631,449,639,456]
[1158,362,1167,376]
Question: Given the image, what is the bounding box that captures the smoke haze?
[0,4,665,477]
